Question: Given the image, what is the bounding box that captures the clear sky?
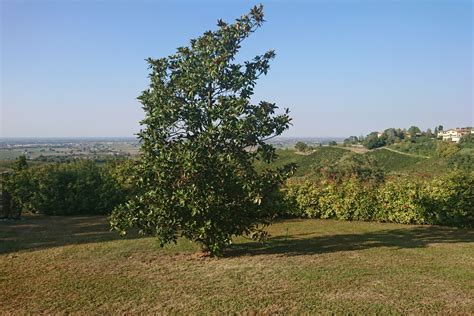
[1,0,472,138]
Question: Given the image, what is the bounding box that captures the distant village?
[436,127,473,143]
[373,127,473,143]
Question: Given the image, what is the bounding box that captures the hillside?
[258,147,349,177]
[267,144,470,178]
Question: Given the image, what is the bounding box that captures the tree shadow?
[2,216,473,257]
[0,215,139,254]
[226,225,474,257]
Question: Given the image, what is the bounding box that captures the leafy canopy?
[110,5,295,256]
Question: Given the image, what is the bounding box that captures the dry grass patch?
[1,216,473,314]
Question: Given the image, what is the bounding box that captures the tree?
[328,141,337,146]
[312,154,385,184]
[110,5,295,256]
[363,132,386,149]
[295,141,308,152]
[383,128,403,145]
[13,155,28,171]
[407,126,421,136]
[426,128,433,138]
[343,136,359,145]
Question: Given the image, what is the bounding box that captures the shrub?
[311,153,385,184]
[295,141,309,152]
[376,180,428,224]
[284,180,323,218]
[3,160,124,215]
[284,178,378,221]
[437,141,460,158]
[283,171,473,227]
[424,171,474,227]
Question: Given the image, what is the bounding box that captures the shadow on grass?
[0,215,139,254]
[2,216,473,257]
[226,225,474,257]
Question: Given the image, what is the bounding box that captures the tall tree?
[110,5,295,256]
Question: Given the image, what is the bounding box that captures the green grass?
[388,139,438,157]
[366,148,442,175]
[267,147,450,178]
[1,216,473,314]
[259,147,350,176]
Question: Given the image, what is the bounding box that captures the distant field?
[1,216,473,314]
[0,142,139,161]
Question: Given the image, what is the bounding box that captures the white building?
[438,128,472,143]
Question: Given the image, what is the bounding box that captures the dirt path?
[378,147,431,159]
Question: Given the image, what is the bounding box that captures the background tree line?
[342,125,446,149]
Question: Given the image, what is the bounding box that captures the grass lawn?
[1,216,473,314]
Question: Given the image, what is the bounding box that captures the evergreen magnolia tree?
[110,5,295,256]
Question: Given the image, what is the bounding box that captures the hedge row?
[2,160,473,228]
[1,160,124,216]
[283,171,474,227]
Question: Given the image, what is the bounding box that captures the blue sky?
[1,0,472,137]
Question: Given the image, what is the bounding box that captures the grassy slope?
[388,138,438,157]
[258,147,350,177]
[1,216,473,314]
[366,148,448,176]
[267,146,454,178]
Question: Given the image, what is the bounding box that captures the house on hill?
[438,128,472,142]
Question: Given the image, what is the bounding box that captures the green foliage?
[284,179,379,221]
[447,148,473,172]
[363,132,386,149]
[284,171,473,227]
[376,180,427,224]
[294,141,308,152]
[256,147,350,177]
[459,133,474,148]
[366,149,427,174]
[382,128,405,145]
[389,138,437,157]
[1,171,34,218]
[110,6,294,256]
[343,136,359,145]
[3,161,123,215]
[407,126,421,136]
[311,153,385,184]
[436,141,460,158]
[13,155,28,171]
[425,171,474,226]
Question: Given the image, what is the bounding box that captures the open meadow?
[1,216,473,314]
